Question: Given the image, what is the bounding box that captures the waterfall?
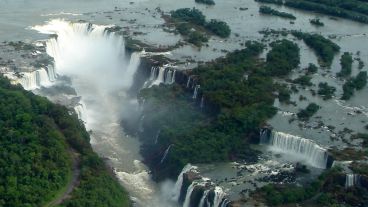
[199,190,210,207]
[345,174,360,188]
[174,164,229,207]
[200,97,205,109]
[186,77,192,88]
[145,66,176,87]
[160,144,172,164]
[259,128,270,144]
[154,130,161,144]
[165,69,173,84]
[31,20,170,207]
[183,183,195,207]
[213,187,226,207]
[124,51,141,89]
[74,104,85,121]
[193,85,200,99]
[14,68,52,90]
[263,131,329,169]
[32,19,140,92]
[172,70,176,84]
[139,115,145,132]
[154,67,165,85]
[172,164,197,201]
[220,199,231,207]
[47,65,57,81]
[149,67,158,81]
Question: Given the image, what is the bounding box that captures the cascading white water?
[47,65,57,81]
[264,131,329,169]
[192,85,200,99]
[199,190,210,207]
[183,183,195,207]
[174,164,229,207]
[154,130,161,144]
[173,164,197,201]
[4,68,53,90]
[213,187,226,207]
[259,128,270,144]
[345,174,360,188]
[186,77,192,88]
[74,104,85,121]
[220,199,231,207]
[146,66,176,87]
[32,19,178,207]
[200,97,204,109]
[160,144,172,164]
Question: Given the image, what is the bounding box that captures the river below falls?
[0,0,368,206]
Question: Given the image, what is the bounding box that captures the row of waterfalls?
[144,66,176,87]
[3,66,57,90]
[260,129,334,169]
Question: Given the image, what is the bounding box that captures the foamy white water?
[32,19,177,207]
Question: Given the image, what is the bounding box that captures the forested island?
[165,8,231,46]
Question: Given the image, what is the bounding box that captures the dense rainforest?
[0,76,130,207]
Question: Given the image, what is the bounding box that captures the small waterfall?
[160,144,172,164]
[172,164,198,201]
[345,174,360,188]
[186,77,192,88]
[172,70,176,84]
[124,51,141,89]
[263,131,329,169]
[138,115,145,132]
[220,199,231,207]
[12,68,53,90]
[183,183,195,207]
[213,187,226,207]
[199,189,210,207]
[145,66,176,87]
[259,128,270,144]
[192,85,200,99]
[74,104,85,121]
[200,97,205,109]
[47,65,57,81]
[149,67,158,81]
[174,164,229,207]
[154,67,166,85]
[154,130,161,144]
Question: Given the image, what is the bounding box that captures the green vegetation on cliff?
[0,76,130,207]
[139,41,278,180]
